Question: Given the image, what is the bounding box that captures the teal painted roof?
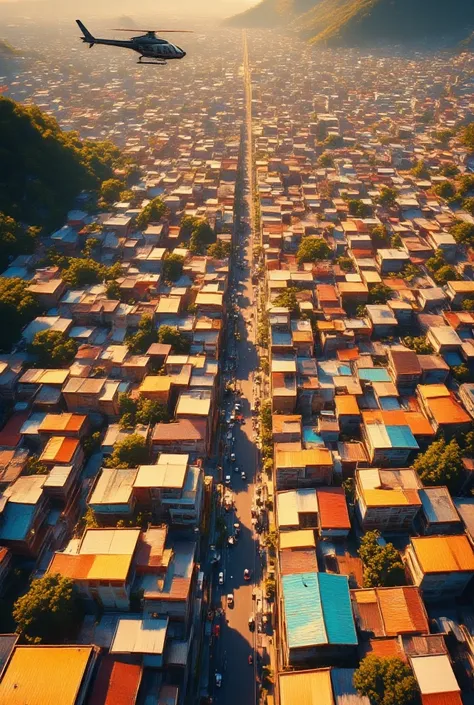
[282,572,326,648]
[282,572,357,649]
[319,573,358,646]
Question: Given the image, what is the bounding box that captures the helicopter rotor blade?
[111,28,194,33]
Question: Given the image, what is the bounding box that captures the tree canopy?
[353,655,419,705]
[157,325,191,354]
[412,437,464,491]
[136,197,168,230]
[105,434,149,468]
[119,393,170,428]
[28,330,78,368]
[460,124,474,153]
[273,287,299,314]
[0,212,40,272]
[207,240,232,259]
[127,315,157,355]
[99,178,123,204]
[377,187,398,208]
[0,277,41,351]
[13,573,78,644]
[450,220,474,247]
[189,220,216,254]
[358,530,405,588]
[162,254,184,283]
[0,97,123,228]
[368,283,392,305]
[296,237,331,264]
[402,336,433,355]
[61,257,121,288]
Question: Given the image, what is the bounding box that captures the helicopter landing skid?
[138,58,167,65]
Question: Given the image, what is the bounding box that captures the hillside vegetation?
[0,97,123,228]
[226,0,474,47]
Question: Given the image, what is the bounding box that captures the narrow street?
[211,31,261,705]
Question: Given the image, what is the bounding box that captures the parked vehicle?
[241,471,247,480]
[227,593,234,607]
[215,673,222,688]
[244,568,251,581]
[218,571,224,585]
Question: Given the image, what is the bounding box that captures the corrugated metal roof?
[319,573,357,646]
[411,535,474,573]
[331,668,370,705]
[279,669,334,705]
[279,530,316,550]
[411,654,460,695]
[385,425,418,449]
[422,694,463,705]
[317,488,351,530]
[0,646,93,705]
[454,498,474,539]
[110,618,168,655]
[283,572,327,648]
[419,488,460,525]
[88,657,142,705]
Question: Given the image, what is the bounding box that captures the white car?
[225,475,231,485]
[218,571,224,585]
[234,465,240,473]
[230,452,236,462]
[241,471,247,480]
[227,593,234,607]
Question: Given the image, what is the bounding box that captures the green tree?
[348,199,371,217]
[0,212,40,271]
[450,220,474,246]
[105,434,149,468]
[371,224,389,248]
[296,237,331,264]
[13,574,78,644]
[28,330,78,368]
[377,187,397,208]
[99,178,123,204]
[463,197,474,216]
[460,123,474,153]
[273,287,299,314]
[24,455,48,476]
[61,258,103,287]
[189,220,216,254]
[136,197,168,230]
[434,181,456,200]
[0,277,41,352]
[180,215,200,236]
[127,315,157,354]
[106,279,122,300]
[433,264,458,286]
[353,655,419,705]
[82,237,100,258]
[412,437,464,491]
[337,256,354,272]
[119,393,169,427]
[317,152,334,168]
[157,325,190,354]
[462,298,474,311]
[162,254,184,283]
[358,531,405,588]
[368,284,392,305]
[458,174,474,198]
[402,336,433,355]
[207,240,232,258]
[440,163,459,178]
[452,363,470,383]
[433,129,454,146]
[411,159,429,179]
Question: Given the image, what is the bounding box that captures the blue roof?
[443,351,463,367]
[386,424,419,450]
[282,572,356,649]
[380,397,401,411]
[319,573,358,646]
[282,572,326,648]
[358,368,391,382]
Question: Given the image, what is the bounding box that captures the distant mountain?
[225,0,474,47]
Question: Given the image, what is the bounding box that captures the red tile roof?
[89,657,142,705]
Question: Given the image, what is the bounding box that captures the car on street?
[215,673,222,688]
[234,465,240,473]
[235,402,242,412]
[225,474,231,485]
[241,471,247,480]
[230,452,236,462]
[218,571,224,585]
[248,615,255,631]
[227,593,234,607]
[244,568,251,581]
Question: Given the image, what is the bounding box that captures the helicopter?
[76,20,190,65]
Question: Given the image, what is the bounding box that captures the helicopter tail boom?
[76,19,95,48]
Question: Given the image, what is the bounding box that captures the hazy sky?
[0,0,258,19]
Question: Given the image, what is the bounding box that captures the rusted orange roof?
[40,436,80,464]
[317,487,351,530]
[335,395,360,416]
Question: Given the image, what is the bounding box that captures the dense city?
[0,16,473,705]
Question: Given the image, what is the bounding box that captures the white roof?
[410,654,459,695]
[110,617,168,654]
[79,528,140,556]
